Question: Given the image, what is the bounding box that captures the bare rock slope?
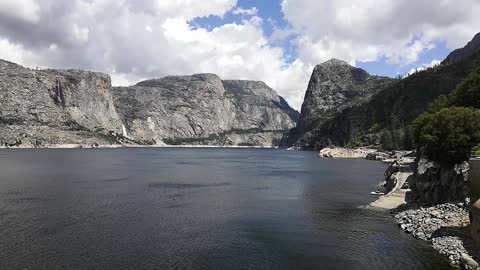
[0,60,124,147]
[112,74,299,146]
[0,60,298,148]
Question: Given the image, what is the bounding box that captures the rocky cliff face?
[112,74,299,146]
[0,60,298,148]
[0,60,125,147]
[287,59,394,149]
[412,157,470,205]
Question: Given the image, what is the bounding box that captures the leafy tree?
[369,123,381,133]
[448,68,480,109]
[427,95,449,113]
[413,107,480,164]
[474,144,480,155]
[380,130,393,151]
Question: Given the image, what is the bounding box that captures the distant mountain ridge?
[113,74,299,146]
[0,61,298,148]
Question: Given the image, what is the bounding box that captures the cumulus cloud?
[282,0,480,66]
[0,0,40,23]
[407,59,442,76]
[232,7,258,16]
[0,0,312,109]
[0,0,479,110]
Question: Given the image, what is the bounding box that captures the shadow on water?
[148,182,231,189]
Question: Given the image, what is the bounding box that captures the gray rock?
[0,60,299,148]
[286,59,394,150]
[412,155,470,205]
[0,59,125,147]
[461,253,480,270]
[112,74,299,146]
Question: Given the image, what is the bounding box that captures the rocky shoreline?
[393,203,479,269]
[360,149,480,269]
[319,147,377,159]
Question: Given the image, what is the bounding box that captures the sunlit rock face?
[112,74,299,146]
[0,59,124,147]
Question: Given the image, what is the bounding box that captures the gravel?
[393,203,476,267]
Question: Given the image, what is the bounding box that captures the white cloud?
[0,0,479,111]
[0,38,35,65]
[282,0,480,66]
[232,7,258,16]
[0,0,311,109]
[0,0,40,23]
[407,59,442,76]
[73,24,89,42]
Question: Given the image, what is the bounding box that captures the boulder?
[461,253,480,270]
[411,157,470,205]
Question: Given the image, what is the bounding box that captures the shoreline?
[363,152,479,269]
[0,144,280,150]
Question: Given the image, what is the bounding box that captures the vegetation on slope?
[412,68,480,164]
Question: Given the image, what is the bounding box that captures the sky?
[0,0,479,110]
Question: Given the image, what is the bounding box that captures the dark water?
[0,148,454,270]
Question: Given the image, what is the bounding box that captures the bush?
[474,144,480,156]
[413,107,480,164]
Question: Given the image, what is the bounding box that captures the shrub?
[413,107,480,164]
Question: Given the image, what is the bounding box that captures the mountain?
[0,60,126,147]
[290,32,480,151]
[444,33,480,64]
[112,74,299,146]
[285,59,394,149]
[0,61,298,148]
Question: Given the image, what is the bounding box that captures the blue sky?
[191,0,453,79]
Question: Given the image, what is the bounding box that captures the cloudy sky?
[0,0,479,109]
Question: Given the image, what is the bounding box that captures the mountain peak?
[319,58,351,67]
[445,32,480,64]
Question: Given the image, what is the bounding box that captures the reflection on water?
[0,148,454,269]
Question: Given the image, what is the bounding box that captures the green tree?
[413,107,480,164]
[391,129,404,150]
[474,144,480,156]
[448,68,480,109]
[380,130,393,151]
[403,126,415,150]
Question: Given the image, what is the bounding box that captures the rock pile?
[319,147,376,159]
[394,203,477,267]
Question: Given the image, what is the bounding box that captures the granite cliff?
[113,74,299,146]
[0,61,298,148]
[284,59,394,149]
[0,60,126,147]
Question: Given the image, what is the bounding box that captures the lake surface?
[0,148,453,269]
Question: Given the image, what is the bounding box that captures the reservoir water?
[0,148,453,269]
